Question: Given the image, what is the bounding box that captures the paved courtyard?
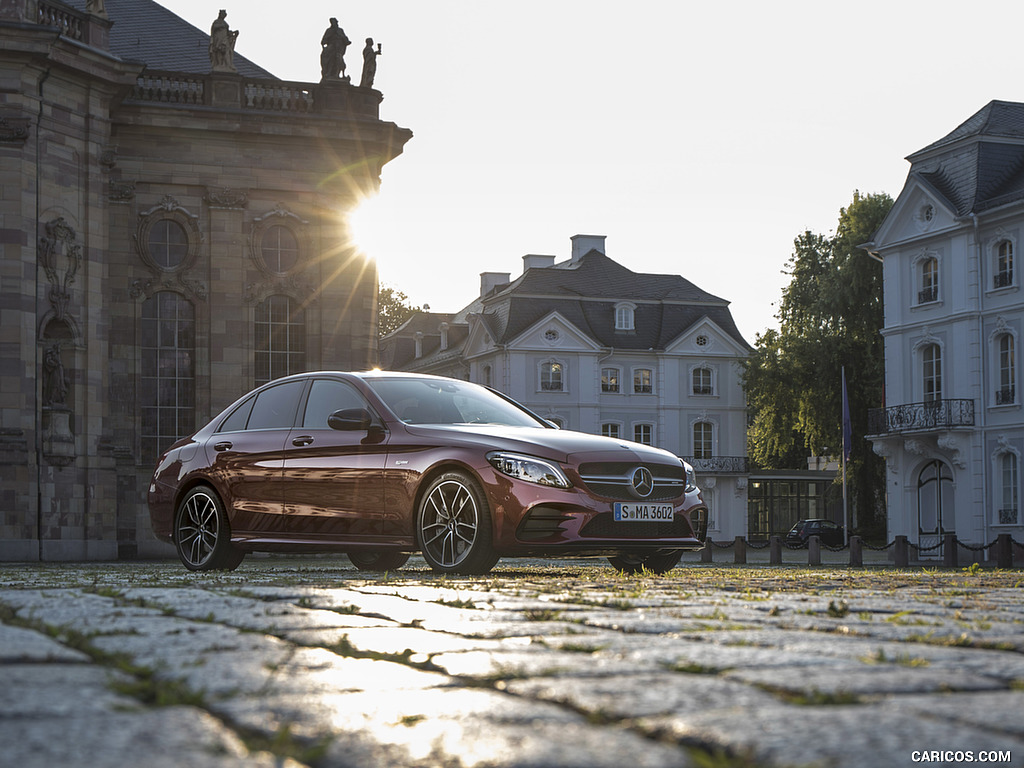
[1,556,1023,767]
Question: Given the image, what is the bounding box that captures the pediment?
[871,177,958,250]
[507,311,599,352]
[665,316,749,357]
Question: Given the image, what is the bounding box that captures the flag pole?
[842,366,850,547]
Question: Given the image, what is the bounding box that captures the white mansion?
[380,235,754,538]
[865,100,1024,557]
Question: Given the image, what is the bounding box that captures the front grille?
[580,512,692,539]
[577,462,685,502]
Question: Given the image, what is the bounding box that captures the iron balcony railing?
[682,456,749,474]
[867,399,975,436]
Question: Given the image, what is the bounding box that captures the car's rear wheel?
[607,550,682,575]
[174,486,244,571]
[417,471,499,575]
[347,550,410,571]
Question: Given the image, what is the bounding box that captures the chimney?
[570,234,606,264]
[414,331,423,358]
[439,321,449,351]
[522,254,555,272]
[480,271,510,298]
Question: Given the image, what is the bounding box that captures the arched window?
[1000,453,1019,525]
[922,344,941,403]
[998,333,1016,405]
[540,360,563,391]
[601,423,621,439]
[140,291,195,464]
[995,240,1014,289]
[692,366,713,395]
[633,423,653,445]
[919,256,938,303]
[693,421,713,459]
[633,368,653,394]
[255,295,306,386]
[601,367,620,393]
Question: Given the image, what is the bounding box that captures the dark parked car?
[148,371,708,575]
[785,519,844,548]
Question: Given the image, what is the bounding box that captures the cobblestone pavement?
[1,557,1023,768]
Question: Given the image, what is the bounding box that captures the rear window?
[246,380,305,430]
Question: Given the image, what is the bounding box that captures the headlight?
[684,461,698,493]
[487,452,571,489]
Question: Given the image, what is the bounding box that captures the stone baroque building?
[381,235,753,539]
[1,0,411,560]
[865,101,1024,558]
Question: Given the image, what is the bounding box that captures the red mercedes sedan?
[148,371,707,575]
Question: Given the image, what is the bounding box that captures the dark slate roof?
[482,251,749,351]
[912,101,1024,157]
[908,101,1024,216]
[63,0,277,78]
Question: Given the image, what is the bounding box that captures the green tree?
[743,191,893,535]
[377,283,420,337]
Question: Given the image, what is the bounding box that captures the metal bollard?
[808,534,821,566]
[894,535,909,568]
[943,532,958,568]
[770,535,782,565]
[849,535,863,567]
[995,533,1013,569]
[701,541,713,563]
[734,536,746,564]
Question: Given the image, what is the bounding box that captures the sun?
[348,192,389,259]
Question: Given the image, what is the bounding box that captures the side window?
[218,396,255,433]
[302,379,369,428]
[246,380,305,430]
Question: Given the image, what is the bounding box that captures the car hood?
[401,424,681,465]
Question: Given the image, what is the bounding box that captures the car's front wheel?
[608,550,682,575]
[347,550,410,571]
[174,487,244,571]
[417,471,499,575]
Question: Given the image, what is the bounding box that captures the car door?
[281,377,389,539]
[206,379,305,535]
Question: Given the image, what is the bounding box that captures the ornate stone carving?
[205,186,248,209]
[39,218,81,323]
[0,116,30,143]
[936,433,965,469]
[108,179,135,202]
[130,275,207,303]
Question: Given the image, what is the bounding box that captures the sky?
[159,0,1022,344]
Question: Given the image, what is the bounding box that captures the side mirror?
[328,407,375,431]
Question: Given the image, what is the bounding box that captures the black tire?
[417,470,499,575]
[173,486,245,571]
[347,550,410,571]
[608,550,682,575]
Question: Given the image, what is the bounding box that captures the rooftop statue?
[320,18,352,81]
[360,38,381,88]
[209,9,239,73]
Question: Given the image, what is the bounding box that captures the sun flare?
[348,192,389,260]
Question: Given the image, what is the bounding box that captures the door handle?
[213,441,232,452]
[292,435,314,446]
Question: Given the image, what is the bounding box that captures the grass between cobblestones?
[2,558,1022,767]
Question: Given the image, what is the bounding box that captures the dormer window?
[614,302,636,331]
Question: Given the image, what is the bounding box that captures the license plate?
[613,503,674,522]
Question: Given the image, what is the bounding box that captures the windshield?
[366,377,547,428]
